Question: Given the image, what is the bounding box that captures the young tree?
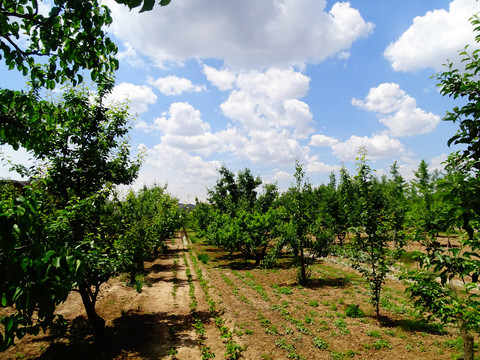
[206,166,279,265]
[384,162,407,248]
[116,185,181,282]
[278,161,334,284]
[403,14,480,360]
[350,149,392,321]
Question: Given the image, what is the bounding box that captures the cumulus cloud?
[104,82,157,114]
[148,75,205,95]
[203,65,236,90]
[221,68,313,137]
[239,129,309,165]
[106,0,373,68]
[272,170,292,180]
[154,102,210,136]
[136,143,221,202]
[213,67,314,164]
[306,160,340,173]
[309,134,339,147]
[384,0,480,71]
[352,83,440,136]
[147,102,245,156]
[137,67,314,166]
[117,42,146,68]
[332,134,405,161]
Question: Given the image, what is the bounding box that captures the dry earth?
[2,232,477,360]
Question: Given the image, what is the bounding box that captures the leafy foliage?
[403,13,480,360]
[277,161,335,283]
[202,166,279,265]
[115,184,182,281]
[350,149,393,320]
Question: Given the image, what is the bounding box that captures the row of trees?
[191,148,478,358]
[192,156,445,274]
[1,0,180,350]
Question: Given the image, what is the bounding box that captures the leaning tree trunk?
[78,284,105,340]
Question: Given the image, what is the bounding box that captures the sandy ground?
[2,232,477,360]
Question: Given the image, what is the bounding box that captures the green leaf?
[160,0,171,5]
[43,250,56,262]
[127,0,142,8]
[140,0,155,12]
[3,316,14,332]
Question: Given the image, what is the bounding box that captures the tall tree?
[0,0,171,349]
[0,87,141,345]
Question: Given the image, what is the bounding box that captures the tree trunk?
[459,320,474,360]
[299,246,307,284]
[79,285,105,340]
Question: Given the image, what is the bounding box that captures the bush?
[197,253,210,264]
[344,304,365,318]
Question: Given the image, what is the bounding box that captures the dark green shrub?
[344,304,365,318]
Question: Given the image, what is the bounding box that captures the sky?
[2,0,480,203]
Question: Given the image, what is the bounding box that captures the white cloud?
[384,0,480,71]
[352,83,440,136]
[107,0,373,69]
[104,82,157,114]
[239,129,309,165]
[117,42,146,68]
[136,143,221,202]
[148,75,205,95]
[337,51,350,60]
[306,160,340,173]
[332,134,405,161]
[147,102,246,156]
[203,65,236,90]
[215,67,314,164]
[310,134,339,147]
[221,68,313,137]
[154,102,210,136]
[272,170,292,180]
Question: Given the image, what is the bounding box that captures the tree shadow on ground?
[34,310,199,360]
[381,317,446,335]
[301,276,352,289]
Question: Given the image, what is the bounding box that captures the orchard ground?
[2,232,477,360]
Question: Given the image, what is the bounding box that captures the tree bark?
[459,320,474,360]
[78,285,105,340]
[299,246,307,284]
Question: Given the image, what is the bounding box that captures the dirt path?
[2,234,226,360]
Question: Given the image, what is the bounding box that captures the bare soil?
[2,232,477,360]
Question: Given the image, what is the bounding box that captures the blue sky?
[2,0,480,202]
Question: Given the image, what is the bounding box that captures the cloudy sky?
[2,0,480,202]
